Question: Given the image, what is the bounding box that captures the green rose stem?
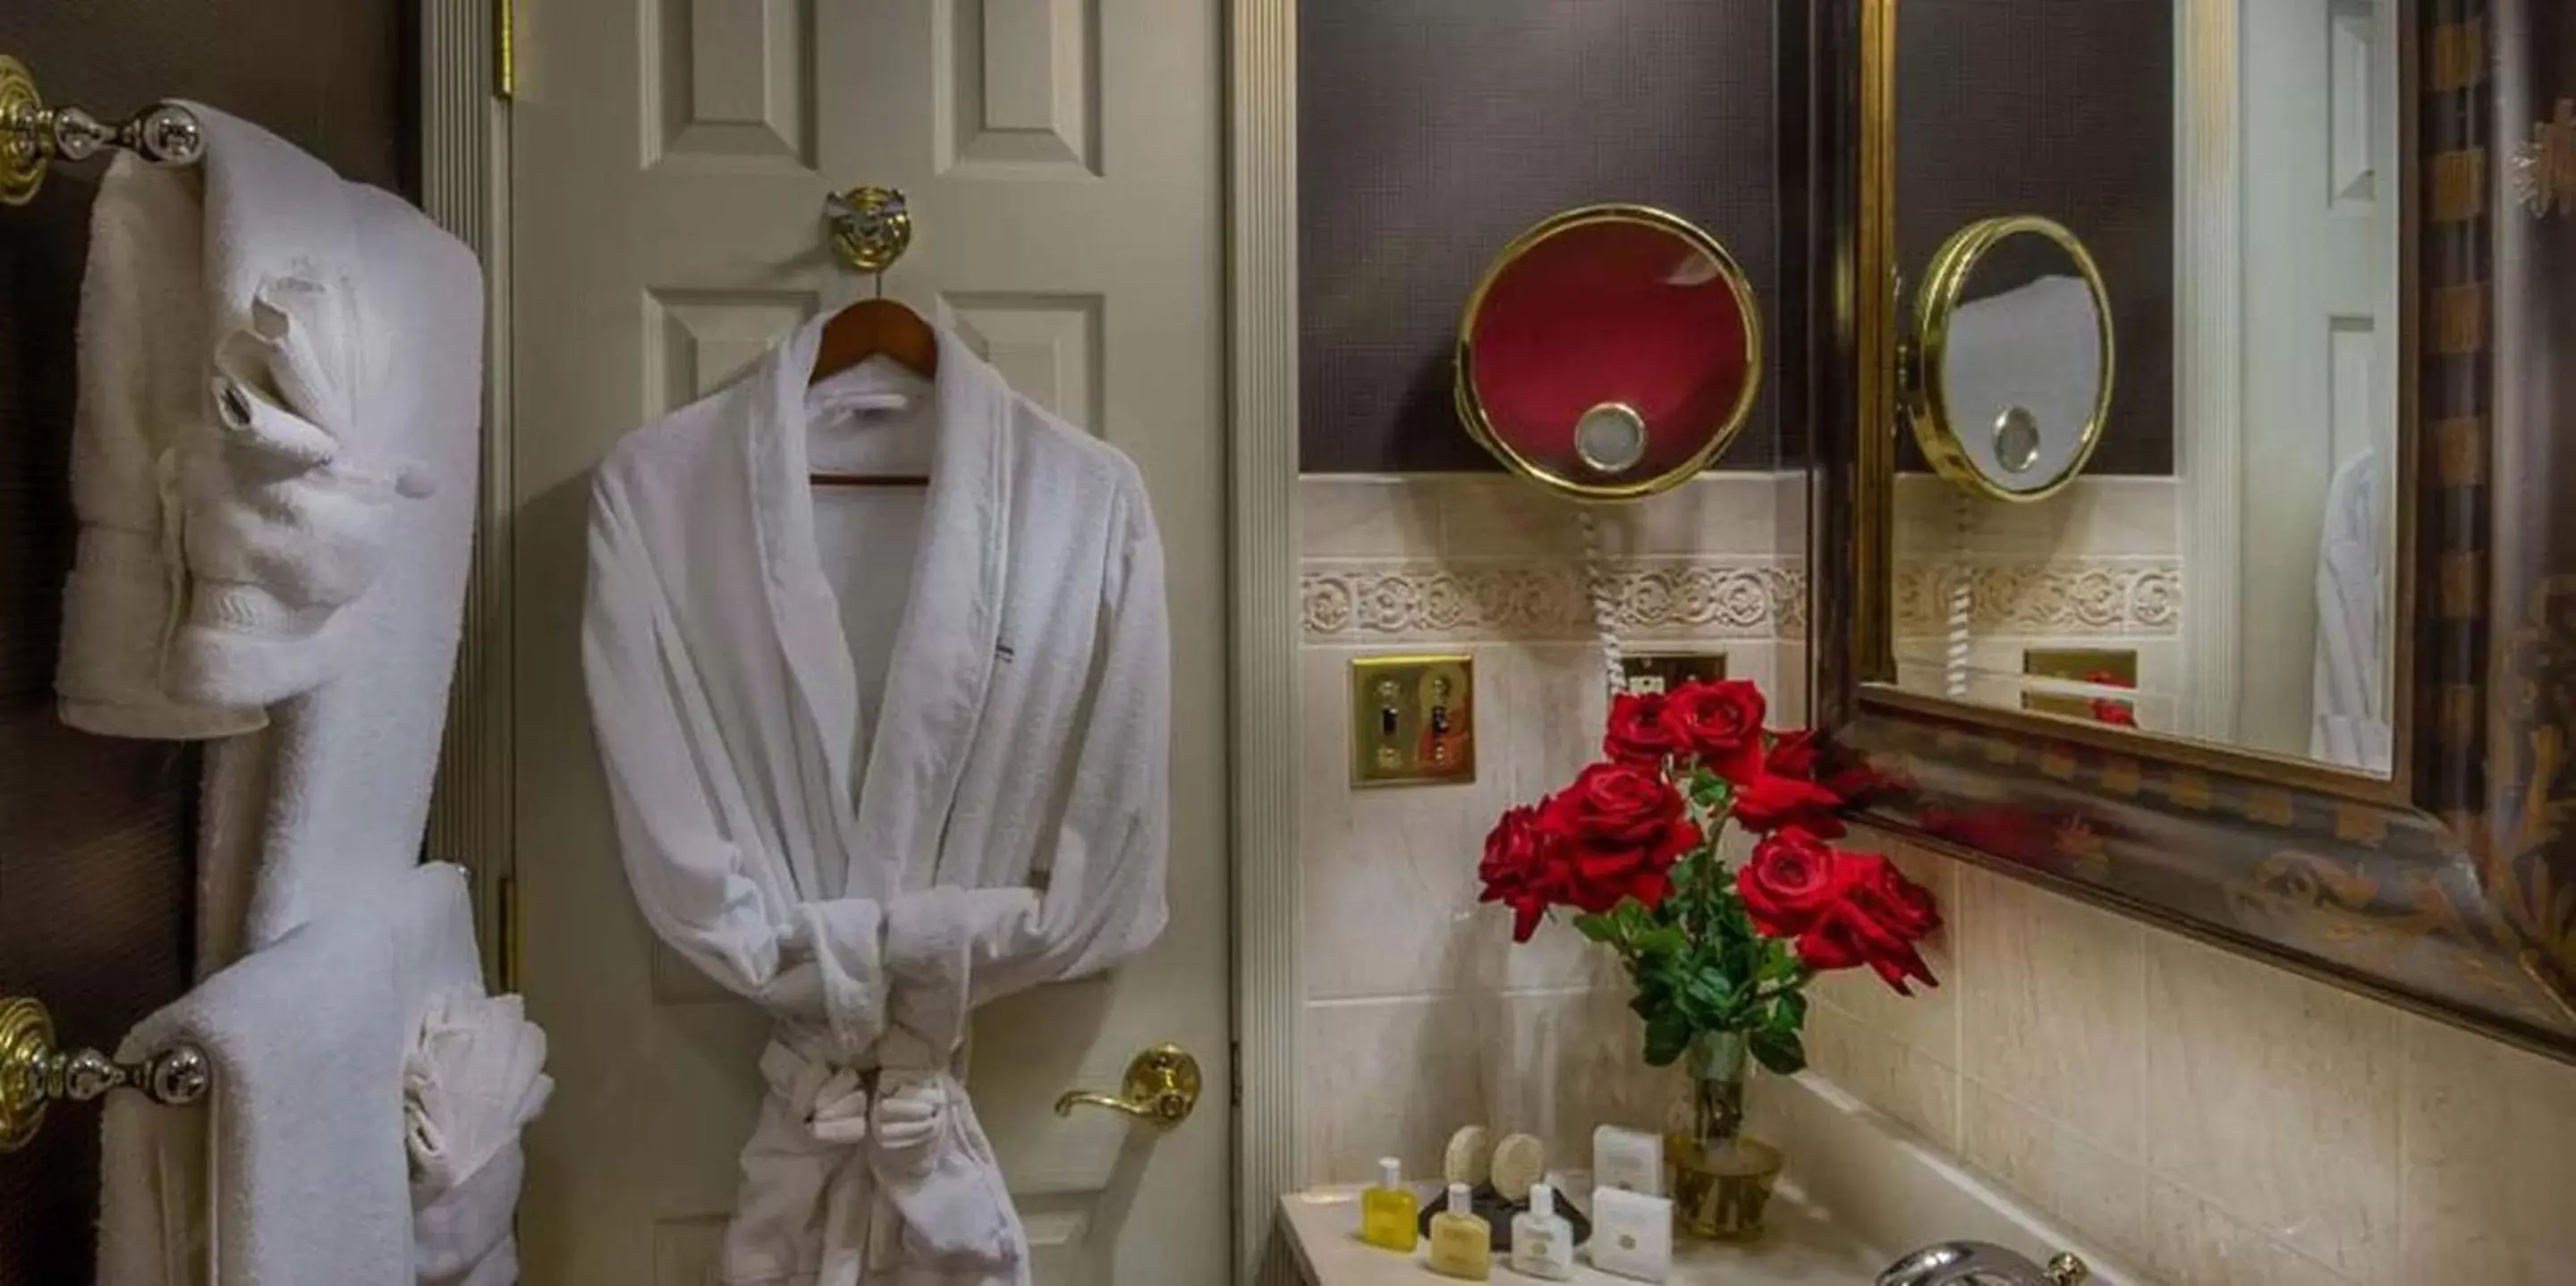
[1570,766,1818,1077]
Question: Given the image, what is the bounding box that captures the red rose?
[1538,762,1699,913]
[1764,728,1819,780]
[1735,829,1858,937]
[1795,901,1938,994]
[1603,690,1690,766]
[1732,772,1847,837]
[1764,727,1888,803]
[1478,803,1568,942]
[1792,853,1942,994]
[1664,680,1767,782]
[1847,853,1942,940]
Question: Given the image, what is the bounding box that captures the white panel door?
[2237,0,2401,758]
[507,2,1230,1282]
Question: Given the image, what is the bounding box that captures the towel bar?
[0,54,205,207]
[0,995,208,1154]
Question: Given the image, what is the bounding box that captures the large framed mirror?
[1818,0,2576,1062]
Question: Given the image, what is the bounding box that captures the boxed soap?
[1591,1124,1665,1197]
[1587,1187,1674,1282]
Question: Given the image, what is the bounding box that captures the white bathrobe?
[582,319,1172,1285]
[2311,448,2391,773]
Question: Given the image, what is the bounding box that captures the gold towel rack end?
[0,54,206,207]
[0,996,208,1155]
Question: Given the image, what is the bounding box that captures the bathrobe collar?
[747,319,1010,904]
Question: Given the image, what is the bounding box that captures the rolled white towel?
[404,990,552,1285]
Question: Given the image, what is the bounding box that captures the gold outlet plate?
[2022,647,2137,686]
[1620,651,1728,694]
[2021,647,2137,723]
[1350,654,1476,787]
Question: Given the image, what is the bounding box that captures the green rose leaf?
[1638,926,1690,957]
[1641,1009,1696,1067]
[1768,989,1809,1035]
[1685,972,1736,1017]
[1749,1028,1807,1076]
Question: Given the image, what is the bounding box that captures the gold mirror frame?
[1902,214,2116,503]
[1453,204,1765,502]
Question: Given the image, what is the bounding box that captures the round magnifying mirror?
[1903,215,2114,502]
[1455,205,1763,501]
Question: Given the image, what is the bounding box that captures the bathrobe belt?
[752,1022,1026,1284]
[757,884,1046,1283]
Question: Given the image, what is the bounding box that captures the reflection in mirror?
[1904,216,2114,501]
[1456,205,1763,501]
[1880,0,2402,777]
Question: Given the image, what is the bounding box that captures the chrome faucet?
[1877,1240,2089,1286]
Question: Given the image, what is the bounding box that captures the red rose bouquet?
[1478,679,1941,1077]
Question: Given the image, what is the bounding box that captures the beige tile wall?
[1296,473,1807,1185]
[1296,476,2572,1282]
[1890,476,2182,729]
[1821,828,2576,1286]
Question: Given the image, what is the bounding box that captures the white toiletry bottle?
[1508,1180,1575,1280]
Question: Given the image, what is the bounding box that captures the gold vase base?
[1665,1131,1784,1241]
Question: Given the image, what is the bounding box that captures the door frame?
[411,3,1309,1282]
[2174,0,2245,748]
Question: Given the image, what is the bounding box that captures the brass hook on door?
[1053,1043,1200,1129]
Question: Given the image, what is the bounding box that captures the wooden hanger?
[808,295,936,488]
[811,184,937,488]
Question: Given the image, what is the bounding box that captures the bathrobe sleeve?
[881,476,1172,1050]
[581,478,802,1010]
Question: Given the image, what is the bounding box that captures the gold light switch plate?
[1620,651,1728,694]
[2022,647,2137,686]
[1350,654,1476,787]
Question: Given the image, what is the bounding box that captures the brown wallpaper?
[1894,0,2175,476]
[0,4,412,1280]
[1297,0,1784,473]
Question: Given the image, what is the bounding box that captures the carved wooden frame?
[1813,0,2576,1062]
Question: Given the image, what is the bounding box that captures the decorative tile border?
[1892,559,2182,638]
[1301,559,1806,643]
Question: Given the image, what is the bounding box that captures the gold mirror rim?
[1904,213,2117,503]
[1453,203,1765,503]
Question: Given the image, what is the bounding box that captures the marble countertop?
[1276,1183,1883,1286]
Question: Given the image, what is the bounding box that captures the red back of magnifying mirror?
[1456,206,1763,500]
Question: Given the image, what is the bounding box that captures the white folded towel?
[405,990,553,1285]
[97,862,486,1286]
[54,103,485,959]
[55,104,428,736]
[54,148,265,740]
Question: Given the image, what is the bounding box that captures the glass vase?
[1665,1030,1784,1240]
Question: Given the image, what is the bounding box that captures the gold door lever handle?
[1052,1043,1199,1129]
[0,995,210,1153]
